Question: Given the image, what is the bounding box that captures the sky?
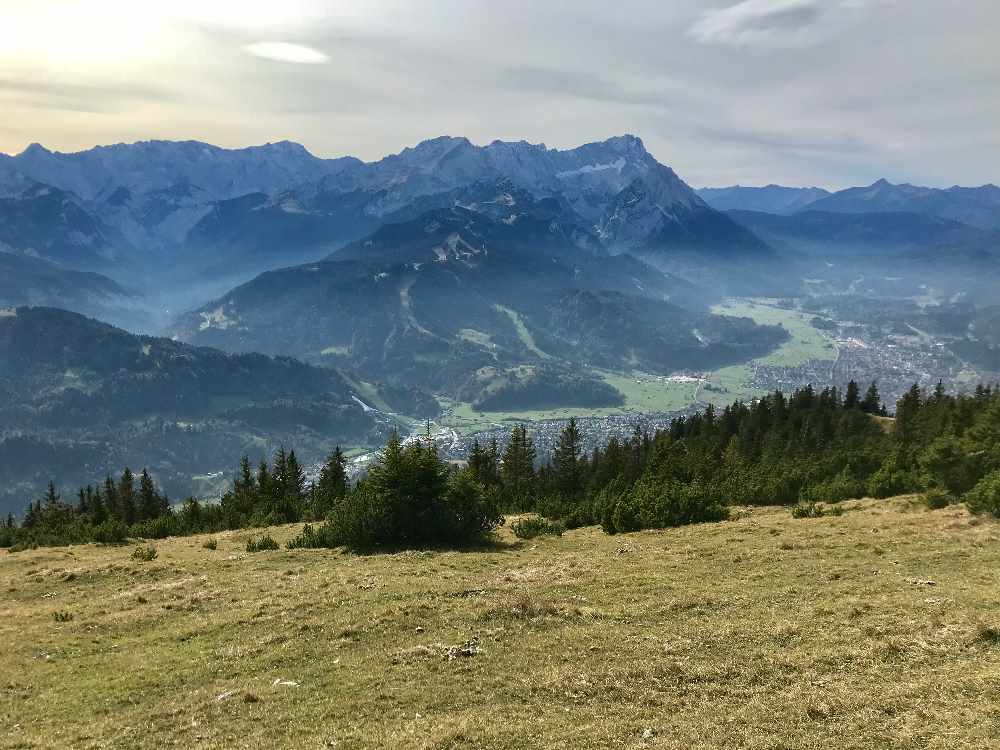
[0,0,997,189]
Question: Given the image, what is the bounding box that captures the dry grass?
[1,497,999,749]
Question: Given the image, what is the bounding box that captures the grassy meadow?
[2,497,998,749]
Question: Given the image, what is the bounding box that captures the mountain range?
[700,179,1000,230]
[2,132,999,509]
[173,183,787,402]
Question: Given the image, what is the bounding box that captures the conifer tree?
[553,418,584,501]
[314,447,348,518]
[103,475,119,522]
[861,382,885,415]
[118,468,137,526]
[501,425,536,501]
[844,380,860,409]
[138,469,160,521]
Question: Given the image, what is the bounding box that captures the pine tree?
[282,450,306,522]
[844,380,860,409]
[468,439,491,485]
[118,468,137,526]
[895,384,922,442]
[23,499,40,529]
[861,382,884,416]
[44,481,60,508]
[88,485,107,525]
[553,418,583,501]
[138,469,160,521]
[314,447,348,518]
[103,475,119,522]
[501,425,536,502]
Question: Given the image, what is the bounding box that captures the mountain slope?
[3,140,358,202]
[697,185,831,213]
[727,209,998,256]
[0,307,432,514]
[174,200,787,404]
[0,253,144,326]
[0,182,127,269]
[807,179,1000,230]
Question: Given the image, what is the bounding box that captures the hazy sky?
[1,0,997,188]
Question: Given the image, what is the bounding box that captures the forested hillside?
[5,380,998,552]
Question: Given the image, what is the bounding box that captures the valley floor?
[1,499,998,749]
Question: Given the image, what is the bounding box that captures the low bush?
[800,468,867,504]
[791,501,845,519]
[791,501,825,519]
[923,488,954,510]
[202,538,218,550]
[963,471,1000,517]
[286,524,340,549]
[598,478,728,535]
[511,516,565,539]
[92,519,128,545]
[130,544,157,562]
[246,534,279,553]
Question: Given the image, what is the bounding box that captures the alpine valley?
[1,134,999,513]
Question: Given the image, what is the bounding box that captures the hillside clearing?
[1,498,998,749]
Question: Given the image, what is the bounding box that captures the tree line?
[2,380,999,552]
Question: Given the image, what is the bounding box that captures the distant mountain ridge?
[0,134,766,265]
[697,185,831,214]
[806,179,1000,230]
[727,209,999,257]
[699,179,1000,231]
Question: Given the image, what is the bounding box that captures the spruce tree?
[844,380,860,409]
[103,475,119,522]
[315,447,348,518]
[118,468,137,526]
[138,469,160,521]
[553,418,583,501]
[501,425,536,503]
[861,382,885,416]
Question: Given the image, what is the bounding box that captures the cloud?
[688,0,870,48]
[0,78,177,113]
[243,42,330,64]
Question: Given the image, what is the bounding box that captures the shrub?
[511,516,565,539]
[534,494,593,529]
[131,515,180,540]
[202,538,218,550]
[92,519,128,545]
[286,523,340,549]
[800,468,866,504]
[602,478,728,534]
[867,454,915,498]
[130,544,158,562]
[52,611,74,622]
[923,488,954,510]
[791,501,825,519]
[791,502,845,519]
[919,435,978,496]
[964,471,1000,517]
[320,436,502,551]
[246,534,280,553]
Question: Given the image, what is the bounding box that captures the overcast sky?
[1,0,997,189]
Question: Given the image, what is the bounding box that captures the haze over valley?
[1,134,998,512]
